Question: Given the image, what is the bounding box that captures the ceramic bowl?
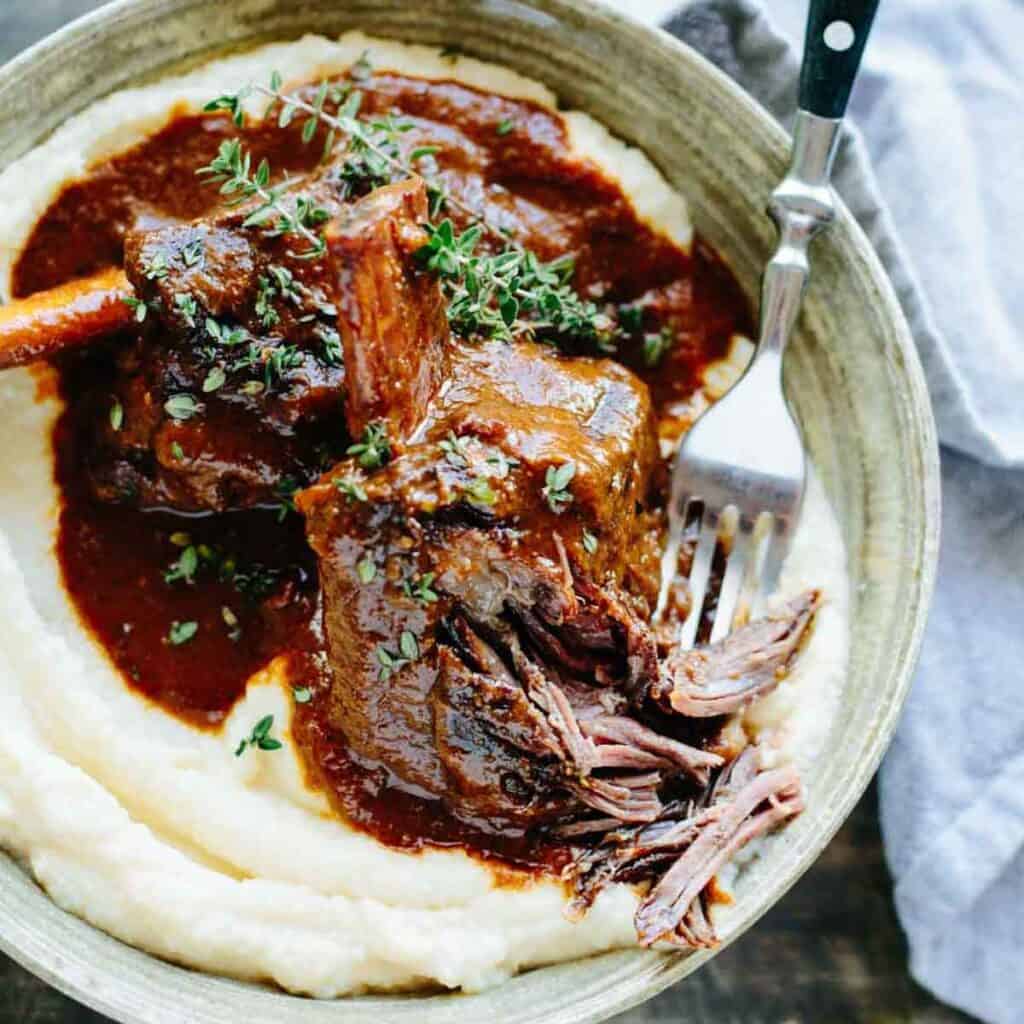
[0,1,940,1021]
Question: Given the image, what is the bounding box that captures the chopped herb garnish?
[318,326,343,366]
[292,686,313,704]
[642,326,674,368]
[169,531,192,547]
[399,630,420,661]
[356,556,377,584]
[164,394,201,421]
[462,476,497,508]
[617,303,644,334]
[232,564,281,600]
[347,421,391,470]
[417,219,616,349]
[166,620,198,646]
[496,118,515,136]
[438,431,471,468]
[274,477,300,522]
[174,292,198,327]
[582,529,599,555]
[170,441,185,461]
[542,461,576,514]
[164,545,199,585]
[205,317,248,347]
[122,295,148,323]
[221,605,242,641]
[141,253,169,280]
[410,145,441,161]
[402,572,438,605]
[202,366,227,393]
[234,714,283,756]
[486,452,519,478]
[109,399,124,432]
[196,139,327,259]
[255,275,281,328]
[335,475,368,503]
[375,630,421,681]
[180,238,205,268]
[351,50,374,82]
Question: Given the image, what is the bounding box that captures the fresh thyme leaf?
[486,452,519,478]
[542,461,576,514]
[462,476,497,508]
[617,303,644,334]
[232,564,281,600]
[356,556,377,584]
[196,138,326,259]
[496,118,515,136]
[170,441,185,461]
[410,145,441,161]
[438,431,471,468]
[582,529,599,555]
[417,220,616,349]
[221,604,241,641]
[274,476,300,522]
[109,399,124,432]
[347,421,391,470]
[174,292,198,327]
[166,620,198,646]
[351,50,373,82]
[202,366,227,393]
[240,380,265,396]
[399,630,420,661]
[402,572,438,605]
[180,238,205,268]
[205,317,248,347]
[255,275,281,328]
[292,686,312,704]
[375,630,420,681]
[335,475,368,503]
[204,87,251,127]
[122,295,148,323]
[164,545,199,585]
[235,714,282,756]
[169,531,191,547]
[318,326,343,366]
[164,394,201,421]
[642,326,674,368]
[141,253,169,280]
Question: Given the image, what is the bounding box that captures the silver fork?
[655,0,880,648]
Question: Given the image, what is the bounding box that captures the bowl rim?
[0,1,941,1021]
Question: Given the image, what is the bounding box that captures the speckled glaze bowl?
[0,1,940,1022]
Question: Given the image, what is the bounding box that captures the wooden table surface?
[0,4,977,1022]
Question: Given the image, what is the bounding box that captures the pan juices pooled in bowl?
[0,32,848,996]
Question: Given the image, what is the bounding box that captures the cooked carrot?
[0,268,135,370]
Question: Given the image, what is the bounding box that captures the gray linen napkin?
[663,3,1024,1022]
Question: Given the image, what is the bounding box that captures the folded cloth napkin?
[652,3,1024,1022]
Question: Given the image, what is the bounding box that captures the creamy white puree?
[0,33,848,996]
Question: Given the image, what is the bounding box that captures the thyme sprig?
[417,220,617,349]
[205,69,504,242]
[196,138,328,259]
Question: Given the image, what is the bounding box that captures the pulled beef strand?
[567,746,805,949]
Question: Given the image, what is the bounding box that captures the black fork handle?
[799,0,881,119]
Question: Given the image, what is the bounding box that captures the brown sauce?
[14,67,752,873]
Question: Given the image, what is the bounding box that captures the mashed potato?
[0,33,848,996]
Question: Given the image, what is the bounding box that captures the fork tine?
[755,517,794,610]
[708,520,751,644]
[678,508,719,650]
[653,496,699,623]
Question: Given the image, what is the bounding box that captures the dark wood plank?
[0,5,978,1023]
